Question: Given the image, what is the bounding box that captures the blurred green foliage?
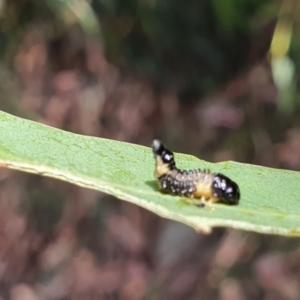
[1,0,272,100]
[93,0,270,98]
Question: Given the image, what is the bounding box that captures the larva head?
[212,174,240,204]
[152,140,176,170]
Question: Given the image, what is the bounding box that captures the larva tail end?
[152,139,162,154]
[151,139,176,169]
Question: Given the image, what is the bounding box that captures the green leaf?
[46,0,101,34]
[0,111,300,236]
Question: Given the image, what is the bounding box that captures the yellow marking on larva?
[154,157,172,178]
[194,173,215,200]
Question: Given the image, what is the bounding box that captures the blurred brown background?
[1,0,300,299]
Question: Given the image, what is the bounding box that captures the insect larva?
[151,139,240,206]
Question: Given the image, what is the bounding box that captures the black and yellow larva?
[152,140,240,206]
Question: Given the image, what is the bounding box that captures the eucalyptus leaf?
[0,111,300,236]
